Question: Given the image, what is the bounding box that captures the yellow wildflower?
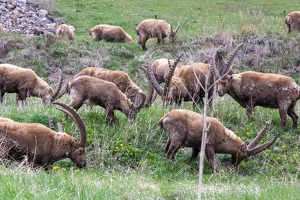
[53,166,59,170]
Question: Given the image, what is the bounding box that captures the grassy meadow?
[0,0,300,199]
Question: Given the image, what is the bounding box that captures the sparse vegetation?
[0,0,299,199]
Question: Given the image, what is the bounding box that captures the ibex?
[210,43,300,129]
[285,11,300,33]
[159,109,278,170]
[0,64,62,105]
[135,19,180,50]
[56,24,75,40]
[0,102,87,170]
[62,75,145,125]
[89,24,133,43]
[74,67,146,108]
[139,58,175,106]
[145,54,215,107]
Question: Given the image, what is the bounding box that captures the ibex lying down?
[62,75,145,125]
[0,64,62,105]
[159,109,278,170]
[74,67,146,107]
[0,102,87,170]
[210,44,300,129]
[135,19,180,50]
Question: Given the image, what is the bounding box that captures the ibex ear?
[241,142,247,151]
[71,139,76,146]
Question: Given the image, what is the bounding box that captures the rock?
[0,1,66,35]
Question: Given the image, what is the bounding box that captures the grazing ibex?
[284,11,300,33]
[210,43,300,129]
[74,67,146,108]
[159,109,278,170]
[135,19,180,50]
[0,102,87,170]
[62,75,145,125]
[139,58,175,106]
[89,24,133,43]
[0,64,62,105]
[56,24,75,40]
[145,54,215,107]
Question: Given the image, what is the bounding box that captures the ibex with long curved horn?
[159,109,278,170]
[0,64,62,105]
[0,102,87,170]
[139,58,175,107]
[210,43,300,129]
[145,54,215,107]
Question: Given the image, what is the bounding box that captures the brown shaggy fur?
[135,19,178,50]
[285,11,300,33]
[0,103,87,170]
[216,71,300,129]
[0,64,56,105]
[159,109,277,170]
[89,24,133,43]
[65,75,144,125]
[56,24,75,40]
[74,67,146,106]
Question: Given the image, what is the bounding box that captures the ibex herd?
[1,14,300,172]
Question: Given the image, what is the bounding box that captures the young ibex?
[284,11,300,33]
[62,75,145,125]
[159,109,278,170]
[89,24,133,43]
[74,67,146,108]
[210,43,300,129]
[56,24,75,40]
[0,64,62,105]
[0,102,87,170]
[135,19,180,50]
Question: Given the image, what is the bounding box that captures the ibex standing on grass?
[210,43,300,129]
[0,102,87,170]
[159,109,278,171]
[0,64,62,105]
[135,19,180,50]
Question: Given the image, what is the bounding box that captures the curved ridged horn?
[174,21,180,33]
[174,19,188,40]
[135,92,146,110]
[139,66,154,107]
[247,134,278,157]
[48,116,55,131]
[163,54,183,96]
[209,55,220,80]
[248,120,270,149]
[223,43,243,75]
[51,69,63,102]
[147,64,164,96]
[53,102,87,148]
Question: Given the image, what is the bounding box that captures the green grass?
[0,0,300,199]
